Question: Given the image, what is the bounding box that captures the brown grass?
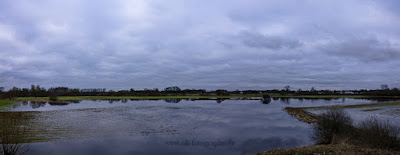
[284,107,318,123]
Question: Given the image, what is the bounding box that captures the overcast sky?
[0,0,399,91]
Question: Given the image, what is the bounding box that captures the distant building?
[341,91,354,95]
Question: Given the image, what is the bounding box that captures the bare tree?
[284,85,291,91]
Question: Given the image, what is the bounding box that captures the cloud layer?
[0,0,399,90]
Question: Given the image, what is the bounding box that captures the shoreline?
[12,94,388,102]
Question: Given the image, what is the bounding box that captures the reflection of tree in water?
[29,101,46,109]
[262,98,271,104]
[48,102,69,106]
[163,98,182,103]
[216,98,228,103]
[280,98,290,104]
[108,99,122,104]
[0,113,30,155]
[69,100,81,104]
[21,102,29,107]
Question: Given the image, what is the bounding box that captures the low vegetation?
[356,116,400,150]
[264,109,400,154]
[0,100,15,110]
[303,101,400,110]
[361,108,381,112]
[285,107,318,123]
[49,95,58,101]
[313,110,354,145]
[256,144,400,155]
[315,110,400,150]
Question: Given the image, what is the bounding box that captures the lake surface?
[2,98,398,155]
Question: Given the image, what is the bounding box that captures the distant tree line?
[0,85,399,99]
[0,86,206,99]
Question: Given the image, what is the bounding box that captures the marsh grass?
[0,113,30,155]
[49,95,58,101]
[356,116,400,150]
[313,109,353,144]
[361,108,381,112]
[0,101,15,111]
[304,101,400,110]
[313,110,400,151]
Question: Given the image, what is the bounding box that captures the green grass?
[269,94,371,98]
[303,101,400,110]
[15,94,374,101]
[361,108,382,112]
[0,100,15,110]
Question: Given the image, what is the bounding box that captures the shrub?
[262,94,271,104]
[356,116,400,150]
[313,109,353,144]
[312,110,400,151]
[49,95,58,101]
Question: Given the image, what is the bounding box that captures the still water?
[2,98,396,155]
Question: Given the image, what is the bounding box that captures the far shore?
[11,94,382,102]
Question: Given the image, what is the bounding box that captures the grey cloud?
[322,38,400,62]
[0,0,400,90]
[239,31,302,50]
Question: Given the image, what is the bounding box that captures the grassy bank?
[271,95,371,98]
[303,101,400,110]
[14,94,376,101]
[284,101,400,124]
[285,107,318,123]
[0,100,15,110]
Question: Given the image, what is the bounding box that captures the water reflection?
[216,98,227,103]
[262,98,271,104]
[4,98,398,155]
[8,97,400,112]
[16,98,313,154]
[48,102,69,106]
[238,137,302,154]
[30,101,46,109]
[164,98,182,103]
[280,98,290,104]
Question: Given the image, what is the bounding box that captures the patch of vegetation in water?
[303,101,400,110]
[284,107,318,123]
[362,108,381,112]
[0,100,15,110]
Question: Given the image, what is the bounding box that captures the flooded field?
[1,98,399,155]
